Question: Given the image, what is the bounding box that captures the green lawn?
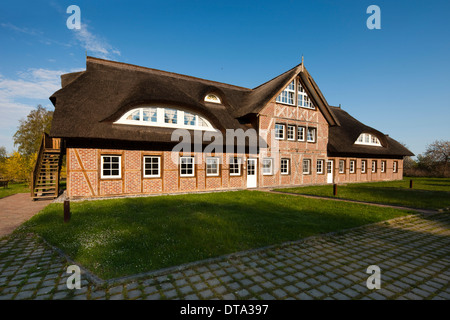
[0,182,29,199]
[276,177,450,210]
[17,190,412,279]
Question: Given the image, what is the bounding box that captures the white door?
[327,160,334,184]
[247,158,257,188]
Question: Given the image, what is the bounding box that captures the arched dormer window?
[354,133,382,146]
[204,94,221,104]
[114,107,217,131]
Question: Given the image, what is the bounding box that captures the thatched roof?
[328,106,414,157]
[50,57,412,157]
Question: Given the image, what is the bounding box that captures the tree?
[13,105,53,157]
[423,140,450,177]
[1,151,36,182]
[0,146,6,160]
[0,146,6,178]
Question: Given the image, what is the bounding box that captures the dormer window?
[115,107,216,131]
[354,133,382,146]
[204,94,221,104]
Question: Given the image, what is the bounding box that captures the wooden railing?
[30,133,61,198]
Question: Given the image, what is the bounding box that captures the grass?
[275,177,450,210]
[17,190,412,279]
[0,182,29,199]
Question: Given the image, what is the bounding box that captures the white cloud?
[73,23,121,59]
[0,68,80,152]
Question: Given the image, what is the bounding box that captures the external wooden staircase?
[31,133,62,200]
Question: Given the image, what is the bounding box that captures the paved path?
[0,213,449,300]
[0,194,51,238]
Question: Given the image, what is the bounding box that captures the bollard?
[333,183,337,196]
[64,199,71,223]
[409,179,413,189]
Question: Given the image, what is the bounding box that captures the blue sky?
[0,0,449,157]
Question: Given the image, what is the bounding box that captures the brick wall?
[67,148,249,198]
[257,98,329,188]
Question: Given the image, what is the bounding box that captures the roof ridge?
[86,56,252,92]
[252,63,301,90]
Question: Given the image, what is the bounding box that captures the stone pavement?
[0,194,52,238]
[0,213,449,300]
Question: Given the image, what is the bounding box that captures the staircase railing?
[30,133,62,198]
[31,133,47,197]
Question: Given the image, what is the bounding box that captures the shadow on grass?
[16,191,412,279]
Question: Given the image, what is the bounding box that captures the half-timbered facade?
[49,57,413,198]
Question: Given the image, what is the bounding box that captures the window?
[339,160,345,174]
[307,127,316,142]
[302,159,311,174]
[372,160,377,173]
[317,160,324,174]
[206,157,219,176]
[350,160,355,173]
[276,80,295,105]
[184,112,196,126]
[381,161,386,173]
[361,160,367,173]
[204,94,221,104]
[126,109,140,121]
[143,156,160,178]
[115,107,215,131]
[164,108,178,124]
[101,155,121,179]
[297,126,305,141]
[297,82,314,109]
[355,133,382,146]
[262,158,273,175]
[287,125,295,141]
[142,108,157,122]
[229,157,241,176]
[327,161,333,174]
[180,156,195,177]
[275,124,285,140]
[281,158,290,175]
[393,161,398,173]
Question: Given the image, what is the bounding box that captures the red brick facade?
[66,95,403,198]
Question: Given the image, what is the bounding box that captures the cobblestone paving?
[0,213,449,300]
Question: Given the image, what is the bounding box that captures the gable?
[236,64,340,127]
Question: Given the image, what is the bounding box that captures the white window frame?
[143,156,161,178]
[317,159,324,174]
[115,107,217,131]
[302,159,311,175]
[350,160,355,174]
[204,94,221,104]
[361,160,367,173]
[262,158,273,175]
[393,161,398,173]
[297,82,314,109]
[372,160,377,173]
[287,125,296,141]
[281,158,290,175]
[206,157,220,177]
[229,157,241,176]
[307,127,316,143]
[381,161,386,173]
[276,80,295,105]
[355,133,382,146]
[101,155,122,179]
[339,160,345,174]
[180,156,195,177]
[275,124,285,140]
[297,126,305,141]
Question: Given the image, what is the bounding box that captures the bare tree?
[423,140,450,177]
